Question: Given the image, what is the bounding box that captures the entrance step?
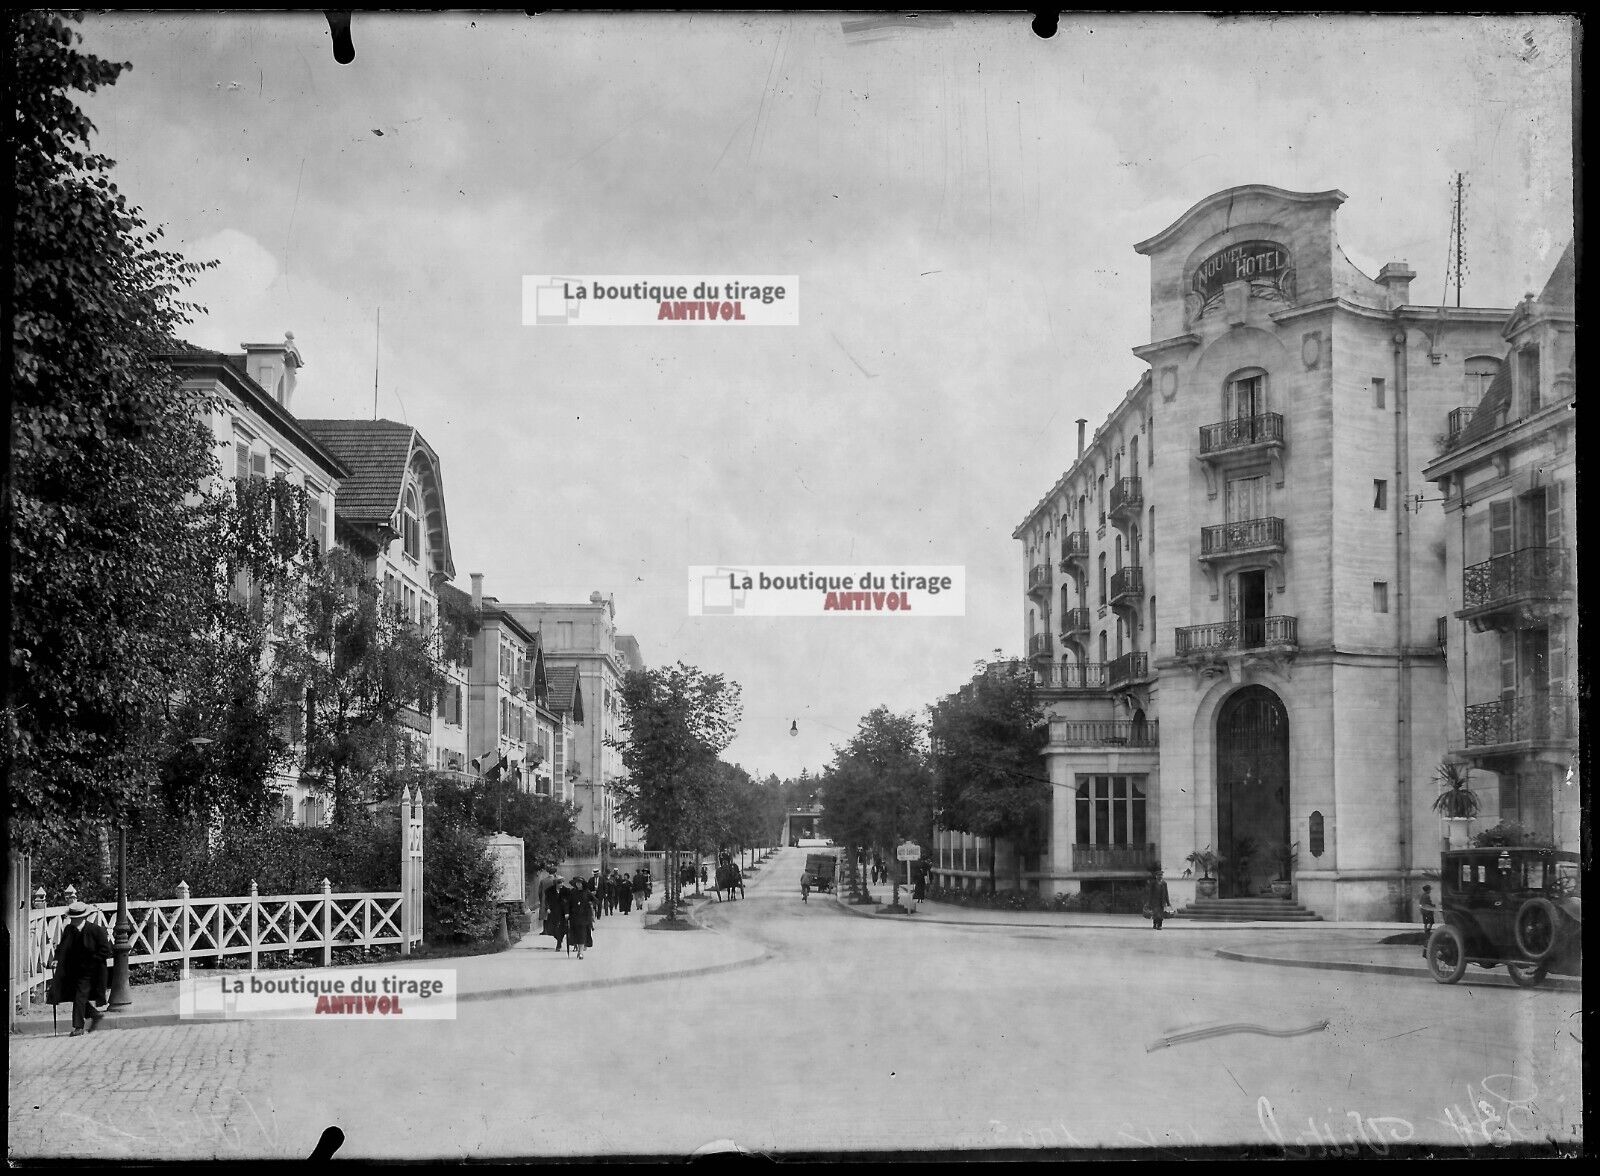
[1180,897,1323,922]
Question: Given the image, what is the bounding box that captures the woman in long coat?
[616,870,634,914]
[566,878,596,958]
[541,879,570,950]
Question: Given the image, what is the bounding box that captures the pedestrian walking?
[800,873,811,903]
[603,870,618,915]
[50,902,112,1036]
[913,859,928,903]
[616,870,634,914]
[699,863,708,887]
[1146,865,1170,931]
[567,880,596,960]
[541,878,570,951]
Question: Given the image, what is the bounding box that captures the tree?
[7,12,316,849]
[929,660,1049,892]
[822,707,933,908]
[610,662,742,919]
[272,548,448,823]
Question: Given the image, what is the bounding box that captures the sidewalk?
[11,889,769,1038]
[831,891,1583,992]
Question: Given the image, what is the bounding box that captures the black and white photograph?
[6,10,1580,1161]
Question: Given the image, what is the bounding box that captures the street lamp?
[111,736,213,1008]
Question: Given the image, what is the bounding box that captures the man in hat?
[53,902,113,1036]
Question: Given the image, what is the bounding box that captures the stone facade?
[1005,186,1521,920]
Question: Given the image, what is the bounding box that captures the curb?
[10,905,772,1040]
[1212,948,1583,992]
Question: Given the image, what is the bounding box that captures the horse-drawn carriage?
[713,857,744,901]
[802,853,837,894]
[1425,847,1582,987]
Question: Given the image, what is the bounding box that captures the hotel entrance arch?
[1215,685,1290,898]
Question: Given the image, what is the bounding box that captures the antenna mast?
[1446,173,1468,308]
[373,308,381,421]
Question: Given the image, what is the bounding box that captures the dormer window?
[1517,347,1541,416]
[1463,356,1500,402]
[402,485,422,561]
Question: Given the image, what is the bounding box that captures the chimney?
[1377,263,1415,310]
[241,332,304,410]
[1076,419,1088,458]
[470,573,484,610]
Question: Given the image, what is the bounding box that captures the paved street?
[9,849,1582,1159]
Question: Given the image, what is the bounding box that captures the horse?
[713,861,745,902]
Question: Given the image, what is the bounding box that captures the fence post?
[249,881,259,971]
[214,894,224,964]
[177,881,191,980]
[400,787,412,957]
[321,878,333,967]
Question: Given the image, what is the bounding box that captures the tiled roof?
[1453,363,1511,450]
[298,419,417,523]
[545,666,585,722]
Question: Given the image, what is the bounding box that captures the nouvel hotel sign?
[1191,240,1293,304]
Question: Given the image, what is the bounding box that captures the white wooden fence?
[25,880,418,1000]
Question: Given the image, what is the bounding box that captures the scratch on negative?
[1146,1019,1330,1052]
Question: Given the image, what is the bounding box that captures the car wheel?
[1507,961,1549,988]
[1426,925,1468,984]
[1514,898,1561,962]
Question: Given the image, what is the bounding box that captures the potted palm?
[1185,845,1223,898]
[1431,762,1480,849]
[1269,842,1296,899]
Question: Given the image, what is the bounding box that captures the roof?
[298,419,417,523]
[545,666,585,723]
[1452,363,1511,450]
[299,419,456,579]
[1133,185,1347,255]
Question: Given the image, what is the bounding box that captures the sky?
[73,12,1575,781]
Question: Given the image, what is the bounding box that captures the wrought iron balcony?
[1028,632,1053,659]
[1200,516,1285,560]
[1048,718,1159,748]
[1072,843,1156,873]
[1198,412,1284,457]
[1460,547,1571,617]
[1027,562,1053,598]
[1464,688,1575,750]
[1109,651,1149,687]
[1446,406,1477,445]
[1060,606,1092,640]
[1036,661,1110,691]
[1110,566,1144,606]
[1175,615,1298,657]
[1059,530,1090,571]
[1108,477,1143,523]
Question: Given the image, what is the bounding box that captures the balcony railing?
[1175,615,1299,656]
[1110,566,1144,604]
[1059,531,1090,570]
[1461,547,1570,613]
[1048,718,1159,747]
[1198,412,1284,456]
[1028,562,1053,596]
[1037,661,1110,691]
[1060,606,1092,639]
[1464,688,1574,749]
[1446,406,1477,444]
[1029,632,1053,658]
[1109,651,1149,686]
[1108,477,1143,520]
[1200,516,1285,558]
[1072,843,1156,873]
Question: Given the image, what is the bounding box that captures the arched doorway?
[1216,685,1290,898]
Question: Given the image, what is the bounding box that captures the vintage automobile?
[1425,846,1582,987]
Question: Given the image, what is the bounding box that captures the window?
[1372,377,1386,409]
[1114,535,1123,571]
[1098,631,1107,664]
[1373,581,1389,613]
[1149,596,1156,641]
[402,486,421,561]
[500,697,510,737]
[1116,616,1125,659]
[1227,372,1266,420]
[1147,413,1154,463]
[1373,480,1388,510]
[306,495,326,556]
[1129,435,1139,476]
[452,685,463,726]
[1463,356,1501,401]
[384,574,399,615]
[404,585,417,624]
[435,686,447,719]
[552,729,565,785]
[1098,554,1107,604]
[1518,347,1541,415]
[1097,476,1106,526]
[1148,506,1155,552]
[235,439,251,482]
[1074,775,1148,846]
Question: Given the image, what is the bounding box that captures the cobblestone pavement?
[8,1020,290,1160]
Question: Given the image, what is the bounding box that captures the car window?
[1553,862,1581,899]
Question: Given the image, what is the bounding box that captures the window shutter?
[1546,483,1562,548]
[1226,572,1239,626]
[235,441,250,482]
[1489,500,1513,557]
[1499,629,1517,698]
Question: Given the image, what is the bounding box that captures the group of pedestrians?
[531,864,655,959]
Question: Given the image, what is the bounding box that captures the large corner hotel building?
[945,185,1575,922]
